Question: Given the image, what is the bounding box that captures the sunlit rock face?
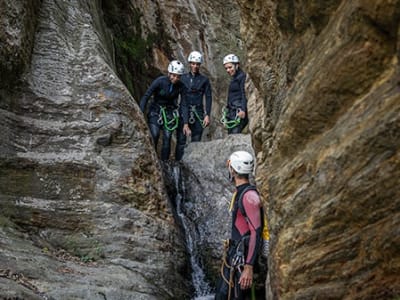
[0,0,190,298]
[238,0,400,299]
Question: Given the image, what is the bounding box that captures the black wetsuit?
[175,71,212,161]
[140,76,188,160]
[226,69,248,134]
[215,183,263,300]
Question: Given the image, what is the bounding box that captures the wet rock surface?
[180,134,254,281]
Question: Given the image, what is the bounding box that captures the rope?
[189,105,206,128]
[219,240,235,299]
[159,106,179,131]
[220,107,241,129]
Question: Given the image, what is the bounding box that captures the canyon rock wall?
[1,0,399,299]
[238,0,400,299]
[0,1,190,298]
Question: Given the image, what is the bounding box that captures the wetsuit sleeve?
[140,78,159,112]
[204,78,212,116]
[239,73,248,113]
[180,83,189,124]
[242,190,262,265]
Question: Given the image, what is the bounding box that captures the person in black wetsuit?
[215,151,264,300]
[175,51,212,161]
[140,60,190,161]
[221,54,248,134]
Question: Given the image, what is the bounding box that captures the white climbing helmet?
[223,53,240,65]
[168,60,185,75]
[228,150,254,174]
[188,51,203,64]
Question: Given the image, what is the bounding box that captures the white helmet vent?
[168,60,185,75]
[188,51,203,63]
[229,151,254,174]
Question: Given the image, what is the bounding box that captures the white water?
[172,166,214,299]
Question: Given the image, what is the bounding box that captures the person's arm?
[202,78,212,127]
[179,84,191,136]
[239,72,247,117]
[238,190,262,290]
[242,190,262,266]
[179,83,189,124]
[204,78,212,116]
[238,264,253,290]
[140,78,159,112]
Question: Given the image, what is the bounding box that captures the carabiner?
[189,111,196,124]
[157,115,163,125]
[220,107,241,129]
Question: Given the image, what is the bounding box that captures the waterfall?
[171,164,214,300]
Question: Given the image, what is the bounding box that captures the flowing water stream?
[171,165,214,300]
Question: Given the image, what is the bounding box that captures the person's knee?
[191,134,202,142]
[191,126,203,142]
[176,132,186,146]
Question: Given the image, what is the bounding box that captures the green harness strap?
[190,106,206,128]
[220,108,241,129]
[160,106,179,131]
[251,283,256,300]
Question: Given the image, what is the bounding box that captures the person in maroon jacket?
[215,151,263,300]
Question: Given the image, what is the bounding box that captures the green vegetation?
[114,33,157,95]
[116,36,148,62]
[101,1,172,99]
[65,234,104,263]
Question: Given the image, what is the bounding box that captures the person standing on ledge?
[140,60,190,161]
[221,54,248,134]
[215,150,268,300]
[175,51,212,161]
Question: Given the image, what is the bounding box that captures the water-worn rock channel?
[1,0,399,299]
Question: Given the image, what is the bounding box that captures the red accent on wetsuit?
[233,189,262,265]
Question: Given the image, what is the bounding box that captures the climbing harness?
[220,240,234,299]
[217,186,268,300]
[189,105,206,128]
[220,107,241,129]
[157,106,179,131]
[219,240,241,300]
[219,238,248,299]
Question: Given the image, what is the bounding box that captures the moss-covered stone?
[101,2,171,100]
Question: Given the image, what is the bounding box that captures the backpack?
[237,185,270,258]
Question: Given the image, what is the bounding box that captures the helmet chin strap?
[228,165,235,182]
[228,171,234,182]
